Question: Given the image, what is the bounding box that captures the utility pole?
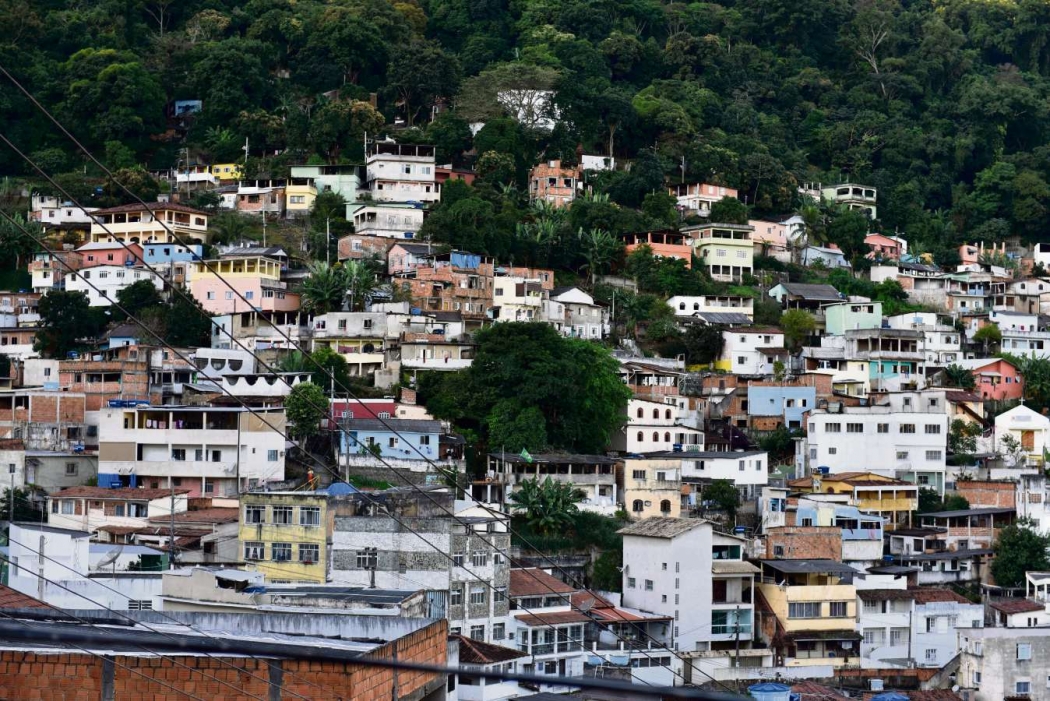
[8,464,14,525]
[169,477,176,567]
[326,217,331,266]
[733,604,741,667]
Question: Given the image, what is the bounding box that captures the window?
[171,448,186,461]
[267,449,279,461]
[739,460,745,471]
[900,424,916,433]
[829,602,848,617]
[272,506,293,524]
[632,469,645,479]
[128,600,153,611]
[773,545,785,557]
[300,507,320,526]
[926,451,942,461]
[492,623,505,640]
[271,543,292,561]
[1018,643,1033,660]
[925,424,941,434]
[925,649,936,662]
[826,423,841,433]
[299,544,319,563]
[356,549,378,569]
[244,506,264,524]
[1017,681,1032,695]
[847,423,864,433]
[627,577,636,589]
[449,586,462,606]
[469,625,485,641]
[494,587,506,603]
[890,628,908,647]
[644,579,653,591]
[65,462,77,476]
[453,552,464,566]
[972,670,981,686]
[60,500,74,515]
[244,542,264,560]
[896,451,909,460]
[788,602,821,618]
[471,551,488,567]
[206,291,215,300]
[828,447,837,455]
[225,291,233,300]
[469,585,486,605]
[632,499,643,512]
[863,629,884,646]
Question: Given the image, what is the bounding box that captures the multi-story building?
[64,265,163,307]
[29,250,80,293]
[290,164,363,203]
[329,488,510,644]
[76,242,143,270]
[311,311,390,379]
[610,397,704,454]
[621,231,693,267]
[771,499,885,569]
[46,486,189,538]
[481,452,619,516]
[802,391,948,491]
[680,450,769,502]
[995,404,1050,466]
[958,627,1050,700]
[669,183,738,217]
[349,202,426,239]
[187,256,300,315]
[95,404,287,496]
[528,160,582,208]
[717,327,786,375]
[620,518,757,672]
[490,275,549,323]
[747,384,818,431]
[823,301,882,336]
[951,357,1023,401]
[338,418,454,477]
[239,490,332,584]
[884,311,963,367]
[768,282,845,312]
[508,567,587,691]
[87,202,211,245]
[339,233,396,262]
[546,286,607,339]
[622,454,683,519]
[29,195,98,226]
[816,183,877,218]
[884,524,990,587]
[858,588,982,669]
[687,223,754,282]
[365,142,438,203]
[819,327,926,391]
[755,559,860,669]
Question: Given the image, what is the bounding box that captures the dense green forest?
[3,0,1050,265]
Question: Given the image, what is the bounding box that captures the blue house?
[143,243,204,265]
[339,418,443,461]
[748,385,817,430]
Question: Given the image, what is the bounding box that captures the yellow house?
[287,179,318,217]
[787,471,918,529]
[88,202,211,244]
[209,163,244,181]
[238,491,332,584]
[756,559,860,667]
[623,455,681,519]
[685,223,754,282]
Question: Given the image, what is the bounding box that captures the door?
[1022,431,1035,451]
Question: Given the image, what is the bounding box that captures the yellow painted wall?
[758,583,857,633]
[238,493,330,584]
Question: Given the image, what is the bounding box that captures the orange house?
[622,231,693,268]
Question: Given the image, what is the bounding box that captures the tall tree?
[34,291,104,358]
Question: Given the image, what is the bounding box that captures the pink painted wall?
[79,244,143,270]
[973,359,1023,401]
[189,277,301,315]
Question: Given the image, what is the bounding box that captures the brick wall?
[0,619,447,701]
[956,480,1017,509]
[765,526,842,560]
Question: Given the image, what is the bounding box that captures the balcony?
[711,623,752,636]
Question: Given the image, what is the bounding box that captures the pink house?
[187,256,301,315]
[953,358,1023,401]
[669,182,738,217]
[750,219,789,257]
[959,241,1006,266]
[77,242,143,270]
[864,233,905,261]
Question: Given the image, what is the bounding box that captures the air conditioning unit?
[870,679,884,691]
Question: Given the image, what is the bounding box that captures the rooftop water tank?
[748,682,792,701]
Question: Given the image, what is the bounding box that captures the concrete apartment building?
[365,142,439,203]
[328,488,511,645]
[239,490,333,584]
[687,223,755,282]
[528,160,583,208]
[187,256,300,315]
[959,627,1050,700]
[858,588,982,669]
[622,454,683,519]
[87,202,211,245]
[95,404,287,496]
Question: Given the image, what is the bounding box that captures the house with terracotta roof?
[507,567,587,693]
[87,202,211,245]
[988,597,1048,628]
[787,472,918,530]
[452,633,529,701]
[857,587,982,669]
[46,486,189,539]
[145,506,240,564]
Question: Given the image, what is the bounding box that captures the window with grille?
[357,549,378,569]
[471,551,488,567]
[299,507,320,526]
[272,506,293,524]
[450,587,462,606]
[272,543,292,561]
[469,585,486,605]
[244,542,264,560]
[244,506,264,524]
[299,544,319,563]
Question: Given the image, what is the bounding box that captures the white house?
[29,195,98,226]
[6,522,163,611]
[546,286,606,339]
[680,451,769,501]
[994,404,1050,466]
[507,567,587,692]
[858,588,983,669]
[619,518,757,678]
[610,398,705,454]
[884,312,963,366]
[348,202,426,238]
[64,265,164,307]
[719,327,786,375]
[365,142,438,203]
[803,391,948,493]
[667,295,754,324]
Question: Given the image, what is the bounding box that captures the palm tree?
[299,261,348,314]
[508,477,584,536]
[343,259,377,311]
[578,227,618,286]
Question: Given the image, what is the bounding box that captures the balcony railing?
[711,624,752,636]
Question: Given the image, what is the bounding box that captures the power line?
[0,68,727,688]
[0,208,622,690]
[0,609,209,701]
[0,180,690,690]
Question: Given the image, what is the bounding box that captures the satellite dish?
[96,544,124,569]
